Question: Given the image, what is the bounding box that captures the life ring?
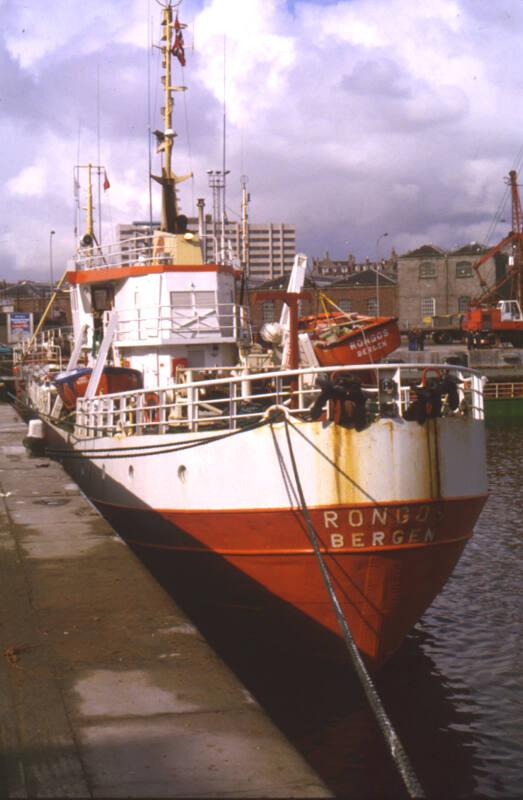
[420,368,442,387]
[143,392,160,425]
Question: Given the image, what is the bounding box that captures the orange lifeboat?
[54,366,143,410]
[300,310,401,367]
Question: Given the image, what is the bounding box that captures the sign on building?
[7,312,33,343]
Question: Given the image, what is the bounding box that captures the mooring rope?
[285,415,414,529]
[10,390,269,460]
[272,417,425,800]
[43,418,268,460]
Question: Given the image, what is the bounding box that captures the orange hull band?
[94,495,486,668]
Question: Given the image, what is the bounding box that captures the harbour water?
[128,422,521,799]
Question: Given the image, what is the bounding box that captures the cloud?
[1,0,523,283]
[8,164,47,196]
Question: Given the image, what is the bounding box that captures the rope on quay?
[271,417,426,800]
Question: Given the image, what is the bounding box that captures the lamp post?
[375,232,389,316]
[49,230,56,294]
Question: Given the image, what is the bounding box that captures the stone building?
[312,249,398,279]
[397,242,498,329]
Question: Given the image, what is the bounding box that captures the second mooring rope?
[270,417,425,800]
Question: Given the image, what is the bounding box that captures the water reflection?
[129,425,522,798]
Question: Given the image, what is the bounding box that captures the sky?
[1,0,523,282]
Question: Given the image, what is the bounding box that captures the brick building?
[247,269,398,338]
[323,270,398,318]
[0,282,71,343]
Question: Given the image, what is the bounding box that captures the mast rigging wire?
[181,65,195,216]
[147,1,154,232]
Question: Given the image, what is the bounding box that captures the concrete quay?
[0,404,330,799]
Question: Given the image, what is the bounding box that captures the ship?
[14,0,489,669]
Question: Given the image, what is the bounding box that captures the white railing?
[483,381,523,399]
[111,303,251,343]
[12,325,77,368]
[74,234,158,271]
[13,342,64,369]
[74,363,485,439]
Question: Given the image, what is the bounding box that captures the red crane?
[461,171,523,346]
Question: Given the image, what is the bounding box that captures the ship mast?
[152,1,191,234]
[508,169,523,306]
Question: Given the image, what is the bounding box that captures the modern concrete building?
[203,219,296,283]
[117,217,296,284]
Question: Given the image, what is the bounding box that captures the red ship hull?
[95,494,486,669]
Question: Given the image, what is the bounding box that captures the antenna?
[222,34,227,222]
[96,64,103,244]
[241,175,250,275]
[207,169,229,263]
[147,1,154,232]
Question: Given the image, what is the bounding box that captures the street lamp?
[375,232,389,316]
[49,230,56,294]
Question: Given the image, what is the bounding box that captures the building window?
[456,261,473,278]
[421,297,436,317]
[338,298,352,313]
[458,295,471,313]
[367,298,378,316]
[262,301,275,322]
[419,262,436,279]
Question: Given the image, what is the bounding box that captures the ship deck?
[0,403,329,798]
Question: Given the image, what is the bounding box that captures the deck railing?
[73,234,157,271]
[13,326,75,367]
[73,363,485,439]
[483,381,523,399]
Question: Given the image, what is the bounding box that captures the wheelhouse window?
[456,261,473,278]
[421,297,436,317]
[170,290,217,334]
[92,286,113,311]
[170,290,216,310]
[419,262,436,279]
